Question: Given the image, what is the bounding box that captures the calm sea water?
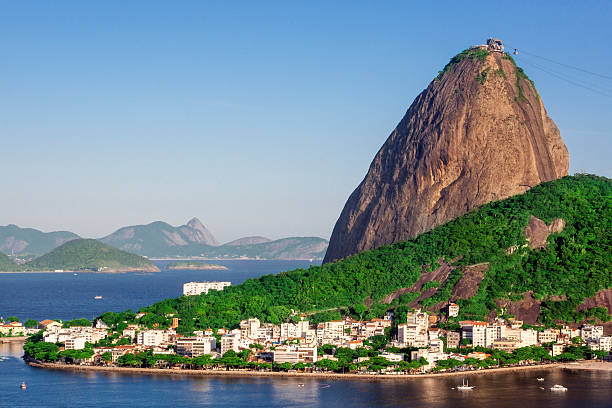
[1,260,611,407]
[0,260,316,321]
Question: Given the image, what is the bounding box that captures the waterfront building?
[220,333,240,355]
[460,321,488,347]
[491,339,519,352]
[64,336,86,350]
[272,345,317,364]
[176,336,216,357]
[538,329,559,344]
[581,325,604,340]
[38,320,62,331]
[551,343,565,357]
[182,281,231,296]
[520,329,538,347]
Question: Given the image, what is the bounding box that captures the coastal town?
[9,281,611,375]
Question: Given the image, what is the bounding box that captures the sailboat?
[457,378,474,390]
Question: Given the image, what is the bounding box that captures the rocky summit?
[324,43,569,263]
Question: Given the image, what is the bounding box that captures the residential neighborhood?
[14,303,612,374]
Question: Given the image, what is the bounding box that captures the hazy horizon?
[2,2,610,242]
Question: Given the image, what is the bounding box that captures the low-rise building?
[448,303,459,317]
[272,345,317,364]
[176,337,216,357]
[183,281,231,296]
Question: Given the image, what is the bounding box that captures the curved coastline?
[27,361,561,380]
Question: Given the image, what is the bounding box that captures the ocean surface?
[1,260,611,407]
[0,260,316,321]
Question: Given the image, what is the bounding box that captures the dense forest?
[97,175,611,332]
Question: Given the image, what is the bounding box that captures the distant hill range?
[0,218,328,260]
[21,239,159,273]
[0,224,79,258]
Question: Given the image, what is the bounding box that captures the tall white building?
[183,281,231,296]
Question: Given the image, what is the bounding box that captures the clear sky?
[1,1,610,242]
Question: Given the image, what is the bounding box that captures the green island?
[166,261,228,271]
[14,239,159,273]
[94,174,609,331]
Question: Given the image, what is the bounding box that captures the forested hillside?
[0,251,20,271]
[98,175,610,333]
[24,239,159,272]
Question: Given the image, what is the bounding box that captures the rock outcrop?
[324,48,568,263]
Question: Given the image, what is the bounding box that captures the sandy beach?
[28,362,559,380]
[559,361,612,372]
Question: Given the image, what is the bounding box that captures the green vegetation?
[503,53,537,101]
[436,48,490,81]
[475,67,491,84]
[0,251,20,272]
[166,261,227,270]
[23,239,158,272]
[97,175,610,332]
[496,69,506,79]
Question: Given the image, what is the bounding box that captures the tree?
[101,352,113,363]
[293,362,306,371]
[24,319,39,328]
[6,317,19,323]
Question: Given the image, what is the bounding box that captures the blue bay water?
[0,260,316,321]
[1,260,611,407]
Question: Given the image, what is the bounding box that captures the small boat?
[457,379,474,390]
[537,378,545,381]
[94,296,103,300]
[297,383,304,387]
[20,382,26,390]
[73,273,78,276]
[550,384,567,392]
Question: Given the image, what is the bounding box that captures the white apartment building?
[538,329,559,344]
[272,345,317,364]
[460,321,488,347]
[397,323,428,347]
[64,336,86,350]
[581,325,604,340]
[137,330,169,346]
[520,329,538,347]
[176,337,216,357]
[183,281,231,296]
[220,334,240,355]
[448,303,459,317]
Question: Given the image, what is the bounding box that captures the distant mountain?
[0,251,20,271]
[23,239,159,272]
[99,218,219,255]
[0,224,79,257]
[200,237,328,260]
[100,218,328,259]
[224,236,271,246]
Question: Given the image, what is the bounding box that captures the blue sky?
[1,1,610,242]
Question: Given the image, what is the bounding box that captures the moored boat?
[550,384,567,391]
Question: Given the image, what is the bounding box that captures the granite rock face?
[324,51,568,263]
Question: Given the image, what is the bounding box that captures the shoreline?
[28,362,560,380]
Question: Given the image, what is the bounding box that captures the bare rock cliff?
[324,50,568,263]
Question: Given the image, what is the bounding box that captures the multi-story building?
[581,325,604,340]
[491,339,519,352]
[551,343,565,357]
[460,321,488,347]
[446,331,460,349]
[64,336,86,350]
[220,334,240,355]
[520,329,538,347]
[272,345,317,364]
[448,303,459,318]
[176,337,216,357]
[182,281,231,296]
[136,330,169,346]
[538,329,559,344]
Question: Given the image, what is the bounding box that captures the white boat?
[94,296,103,299]
[457,379,474,390]
[537,377,545,381]
[20,382,27,390]
[550,384,567,391]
